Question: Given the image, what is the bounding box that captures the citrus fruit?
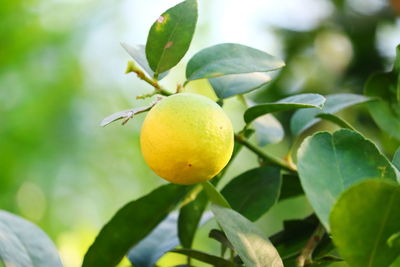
[140,93,234,185]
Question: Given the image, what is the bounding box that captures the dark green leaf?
[186,43,284,81]
[244,94,326,123]
[291,94,370,136]
[0,211,62,267]
[211,204,283,267]
[82,184,189,267]
[297,129,397,229]
[178,190,208,248]
[279,174,303,201]
[393,148,400,171]
[127,212,180,267]
[170,248,235,267]
[121,43,168,80]
[315,113,355,130]
[208,229,234,250]
[145,0,198,75]
[201,182,230,208]
[330,179,400,267]
[221,166,281,221]
[209,72,271,99]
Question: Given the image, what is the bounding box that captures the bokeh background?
[2,0,400,266]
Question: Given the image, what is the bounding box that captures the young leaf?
[186,43,284,81]
[291,94,370,136]
[82,184,190,267]
[244,94,326,123]
[145,0,198,76]
[211,204,284,267]
[170,248,235,267]
[297,129,398,230]
[315,113,355,130]
[221,166,282,221]
[0,211,63,267]
[121,43,168,80]
[209,72,271,99]
[330,179,400,267]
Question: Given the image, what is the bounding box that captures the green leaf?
[211,204,283,267]
[145,0,198,75]
[221,166,282,221]
[170,248,235,267]
[297,129,397,230]
[178,190,208,248]
[279,174,303,201]
[388,232,400,249]
[253,114,284,146]
[315,113,355,130]
[121,43,168,80]
[291,94,370,136]
[208,229,234,250]
[209,72,271,99]
[330,179,400,267]
[82,184,189,267]
[201,181,230,208]
[393,148,400,171]
[244,94,326,123]
[186,43,284,81]
[0,211,62,267]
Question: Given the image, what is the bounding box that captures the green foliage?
[297,129,397,229]
[0,211,62,267]
[171,248,235,266]
[330,179,400,267]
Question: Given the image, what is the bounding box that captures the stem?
[234,134,296,172]
[296,223,326,267]
[125,61,172,96]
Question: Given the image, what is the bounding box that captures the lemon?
[140,93,234,185]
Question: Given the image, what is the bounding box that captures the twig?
[296,223,326,266]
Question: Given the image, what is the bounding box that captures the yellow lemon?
[140,93,234,185]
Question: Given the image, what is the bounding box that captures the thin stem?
[125,61,172,97]
[234,134,297,172]
[296,223,326,267]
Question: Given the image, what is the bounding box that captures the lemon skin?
[140,93,234,185]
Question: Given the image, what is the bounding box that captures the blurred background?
[1,0,400,265]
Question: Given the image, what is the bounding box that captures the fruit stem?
[234,134,297,172]
[296,223,326,267]
[125,60,172,97]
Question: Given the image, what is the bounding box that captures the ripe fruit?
[140,93,234,185]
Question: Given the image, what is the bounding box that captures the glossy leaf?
[170,248,235,267]
[330,179,400,267]
[393,148,400,171]
[178,190,208,248]
[221,166,281,221]
[145,0,197,75]
[211,204,283,267]
[186,43,284,81]
[201,181,230,208]
[0,211,62,267]
[121,43,168,80]
[82,184,189,266]
[297,129,397,230]
[244,94,326,123]
[315,113,355,130]
[291,94,370,136]
[209,72,271,99]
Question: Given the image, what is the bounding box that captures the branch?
[296,223,326,266]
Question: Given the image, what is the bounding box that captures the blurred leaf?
[221,166,281,221]
[178,190,208,248]
[297,129,397,230]
[170,248,235,267]
[330,179,400,267]
[393,147,400,171]
[315,113,355,130]
[145,0,198,75]
[364,72,400,140]
[121,43,168,80]
[127,212,179,267]
[211,204,283,267]
[82,184,190,267]
[388,232,400,249]
[186,43,284,81]
[0,210,62,267]
[208,229,234,250]
[209,72,271,99]
[279,174,303,201]
[244,94,326,123]
[291,94,370,136]
[201,182,230,208]
[253,114,284,146]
